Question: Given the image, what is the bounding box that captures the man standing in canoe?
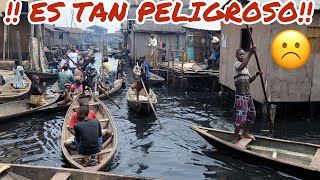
[232,45,262,143]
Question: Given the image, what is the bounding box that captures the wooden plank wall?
[219,14,320,103]
[0,18,31,60]
[130,32,186,63]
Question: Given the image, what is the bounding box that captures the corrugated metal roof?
[133,20,185,33]
[182,22,221,31]
[56,27,82,34]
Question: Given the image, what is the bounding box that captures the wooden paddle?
[140,77,163,129]
[64,53,121,109]
[245,25,273,134]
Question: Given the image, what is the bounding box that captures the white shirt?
[68,52,78,68]
[149,38,157,47]
[59,59,67,67]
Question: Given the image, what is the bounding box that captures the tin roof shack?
[44,25,70,49]
[0,0,30,61]
[124,0,189,66]
[85,25,108,47]
[131,21,186,64]
[56,27,83,49]
[182,22,221,62]
[219,1,320,103]
[106,30,123,50]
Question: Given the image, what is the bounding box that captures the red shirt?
[69,110,97,129]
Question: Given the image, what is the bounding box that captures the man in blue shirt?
[136,57,150,100]
[212,36,220,70]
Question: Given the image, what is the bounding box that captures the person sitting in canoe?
[83,57,98,93]
[49,58,60,73]
[58,64,74,90]
[57,83,73,106]
[66,97,112,138]
[71,76,83,95]
[0,74,5,86]
[64,106,104,165]
[232,44,263,144]
[12,60,24,89]
[29,75,47,107]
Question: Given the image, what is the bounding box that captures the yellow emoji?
[271,30,311,70]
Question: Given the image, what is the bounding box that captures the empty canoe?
[191,126,320,178]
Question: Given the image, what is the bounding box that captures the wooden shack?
[219,1,320,103]
[0,0,30,60]
[124,0,190,65]
[182,22,221,62]
[44,25,70,49]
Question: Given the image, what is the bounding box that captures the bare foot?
[232,136,239,144]
[241,133,256,140]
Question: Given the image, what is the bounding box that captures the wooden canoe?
[51,81,64,93]
[133,65,165,86]
[98,79,123,100]
[61,94,117,172]
[0,70,32,103]
[25,70,58,81]
[191,126,320,178]
[0,164,156,180]
[126,87,157,112]
[0,93,60,123]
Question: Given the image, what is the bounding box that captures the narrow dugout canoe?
[51,81,63,93]
[126,87,157,112]
[97,79,123,100]
[191,126,320,179]
[0,163,156,180]
[61,94,117,172]
[0,70,31,103]
[25,70,58,81]
[0,93,60,123]
[133,65,165,86]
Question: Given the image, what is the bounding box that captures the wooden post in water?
[167,44,171,85]
[3,25,6,59]
[16,31,22,65]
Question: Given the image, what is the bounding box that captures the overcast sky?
[52,0,229,33]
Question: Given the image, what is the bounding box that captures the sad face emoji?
[271,30,311,70]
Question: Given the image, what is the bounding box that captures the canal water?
[0,53,319,179]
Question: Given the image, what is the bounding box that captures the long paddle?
[245,25,273,134]
[64,53,121,109]
[140,77,163,129]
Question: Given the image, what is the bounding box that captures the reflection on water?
[0,53,319,179]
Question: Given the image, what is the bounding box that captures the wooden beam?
[50,172,70,180]
[310,148,320,167]
[248,145,313,159]
[71,148,112,159]
[16,31,22,64]
[3,25,6,59]
[235,138,252,148]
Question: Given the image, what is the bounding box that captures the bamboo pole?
[140,77,163,129]
[245,25,273,134]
